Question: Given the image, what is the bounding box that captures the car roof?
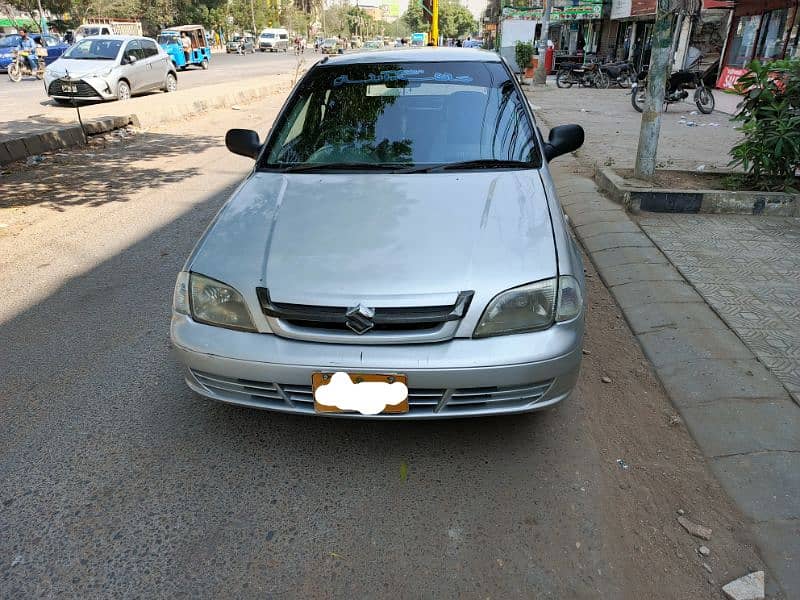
[323,47,502,65]
[79,35,149,42]
[163,25,203,32]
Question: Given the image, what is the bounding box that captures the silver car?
[171,48,586,418]
[44,35,177,103]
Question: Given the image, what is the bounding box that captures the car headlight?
[473,276,582,338]
[173,272,256,332]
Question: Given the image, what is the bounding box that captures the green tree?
[401,2,425,33]
[439,0,475,38]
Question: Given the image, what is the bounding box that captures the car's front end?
[170,50,586,419]
[44,58,120,101]
[259,35,274,51]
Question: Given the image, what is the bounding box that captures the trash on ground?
[696,164,706,172]
[698,545,710,556]
[25,155,44,166]
[722,571,765,600]
[231,105,242,110]
[601,376,612,384]
[616,458,629,470]
[677,516,712,540]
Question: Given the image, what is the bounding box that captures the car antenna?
[63,69,87,145]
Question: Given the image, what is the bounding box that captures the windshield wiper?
[270,162,412,173]
[402,159,533,174]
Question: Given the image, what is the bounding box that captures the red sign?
[717,66,748,90]
[703,0,734,8]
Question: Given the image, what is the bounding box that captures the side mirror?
[226,128,261,159]
[125,54,138,64]
[543,124,584,162]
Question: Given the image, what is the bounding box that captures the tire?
[695,86,715,114]
[164,72,177,93]
[201,59,209,70]
[117,79,131,101]
[555,69,573,89]
[631,85,645,113]
[594,71,610,89]
[8,62,22,82]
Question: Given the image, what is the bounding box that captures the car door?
[139,39,165,88]
[121,40,147,92]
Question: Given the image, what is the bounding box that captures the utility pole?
[533,0,551,84]
[250,0,257,35]
[36,0,47,34]
[634,0,675,180]
[431,0,439,46]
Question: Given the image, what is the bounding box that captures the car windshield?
[157,34,179,45]
[0,35,21,48]
[63,39,122,60]
[261,61,540,170]
[262,33,275,38]
[323,38,337,45]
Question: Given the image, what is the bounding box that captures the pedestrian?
[181,32,192,63]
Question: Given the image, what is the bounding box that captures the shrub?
[514,40,535,74]
[729,58,800,192]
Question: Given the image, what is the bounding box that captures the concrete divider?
[0,72,301,165]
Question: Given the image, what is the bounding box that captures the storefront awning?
[0,17,38,28]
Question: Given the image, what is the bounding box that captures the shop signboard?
[717,66,748,90]
[501,3,603,21]
[611,0,632,19]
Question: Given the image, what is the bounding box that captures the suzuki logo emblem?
[345,303,375,334]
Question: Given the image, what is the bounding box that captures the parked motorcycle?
[7,49,46,82]
[601,60,635,88]
[631,65,715,114]
[556,61,610,89]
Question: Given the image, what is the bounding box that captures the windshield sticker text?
[333,70,474,87]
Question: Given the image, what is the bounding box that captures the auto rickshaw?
[158,25,211,70]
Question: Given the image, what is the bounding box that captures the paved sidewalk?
[638,214,800,404]
[548,157,799,597]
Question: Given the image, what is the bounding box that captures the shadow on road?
[0,129,218,210]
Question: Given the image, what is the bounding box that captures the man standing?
[181,32,192,63]
[17,29,38,73]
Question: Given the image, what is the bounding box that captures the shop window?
[726,15,761,68]
[755,8,790,61]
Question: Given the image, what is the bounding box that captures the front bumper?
[44,75,112,101]
[170,314,583,419]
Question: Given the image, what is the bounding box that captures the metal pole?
[250,0,257,35]
[534,0,551,84]
[36,0,48,34]
[431,0,439,46]
[633,0,674,180]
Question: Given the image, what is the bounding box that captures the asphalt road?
[0,97,767,598]
[0,50,316,125]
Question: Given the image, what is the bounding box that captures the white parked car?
[44,35,177,103]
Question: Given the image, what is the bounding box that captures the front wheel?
[695,86,715,114]
[8,62,22,82]
[117,80,131,101]
[594,71,610,89]
[556,69,573,89]
[631,84,645,113]
[201,59,209,70]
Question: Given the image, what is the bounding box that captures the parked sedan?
[171,48,586,419]
[320,37,340,54]
[0,33,68,72]
[44,36,177,103]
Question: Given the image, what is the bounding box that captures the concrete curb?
[0,73,300,166]
[595,166,799,216]
[553,158,799,597]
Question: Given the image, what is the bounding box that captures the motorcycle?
[631,65,715,114]
[556,61,610,89]
[7,49,46,82]
[600,60,635,88]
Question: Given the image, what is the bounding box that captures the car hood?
[190,171,556,308]
[46,57,116,78]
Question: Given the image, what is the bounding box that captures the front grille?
[48,79,100,98]
[257,288,474,336]
[191,369,553,416]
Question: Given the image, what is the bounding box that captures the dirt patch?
[615,167,800,192]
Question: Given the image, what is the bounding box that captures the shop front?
[607,0,657,71]
[498,1,606,72]
[718,0,800,89]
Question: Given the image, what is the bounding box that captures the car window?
[63,38,122,59]
[279,34,288,40]
[125,40,145,61]
[262,61,540,169]
[141,39,158,57]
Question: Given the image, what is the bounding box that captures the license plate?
[62,83,77,93]
[312,372,409,415]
